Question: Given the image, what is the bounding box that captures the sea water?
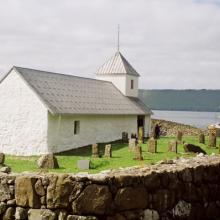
[152,110,220,129]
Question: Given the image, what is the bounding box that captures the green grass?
[5,136,220,173]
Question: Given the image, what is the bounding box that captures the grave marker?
[104,144,112,158]
[92,144,100,158]
[148,137,157,153]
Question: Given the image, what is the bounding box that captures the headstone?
[122,132,129,143]
[208,132,216,148]
[198,133,205,144]
[168,140,178,153]
[148,137,157,153]
[177,131,183,142]
[129,138,136,151]
[151,125,157,139]
[138,127,144,144]
[77,160,90,170]
[92,144,100,158]
[104,144,112,158]
[37,154,59,169]
[133,146,143,160]
[183,143,207,154]
[0,153,5,164]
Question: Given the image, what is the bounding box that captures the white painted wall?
[96,75,139,97]
[0,70,48,155]
[47,114,138,153]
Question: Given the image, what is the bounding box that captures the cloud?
[0,0,219,89]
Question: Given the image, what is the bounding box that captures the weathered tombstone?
[92,144,100,158]
[168,140,178,153]
[177,131,183,142]
[198,133,205,144]
[183,143,207,154]
[122,132,129,143]
[148,137,157,153]
[129,138,136,151]
[138,127,144,144]
[133,145,143,160]
[104,144,112,158]
[208,132,216,148]
[77,160,90,170]
[151,125,157,139]
[37,154,59,169]
[0,153,5,164]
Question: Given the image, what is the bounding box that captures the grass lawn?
[5,136,220,173]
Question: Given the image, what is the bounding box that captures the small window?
[131,80,134,89]
[74,121,80,135]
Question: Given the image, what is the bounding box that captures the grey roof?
[96,51,140,77]
[5,66,151,115]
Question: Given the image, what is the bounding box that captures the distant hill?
[139,89,220,112]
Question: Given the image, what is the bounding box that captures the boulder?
[15,176,40,208]
[72,184,112,215]
[115,186,148,211]
[37,154,59,169]
[183,143,206,154]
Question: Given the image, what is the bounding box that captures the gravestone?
[177,131,183,142]
[92,144,100,158]
[77,160,90,170]
[138,127,144,144]
[208,133,216,148]
[133,146,143,160]
[122,132,129,143]
[151,125,157,139]
[199,133,205,144]
[104,144,112,158]
[0,153,5,164]
[168,140,178,153]
[129,138,136,151]
[37,154,59,169]
[148,137,157,153]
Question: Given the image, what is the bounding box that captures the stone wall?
[1,155,220,219]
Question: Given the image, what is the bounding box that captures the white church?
[0,51,152,155]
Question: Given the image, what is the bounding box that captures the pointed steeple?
[96,51,140,77]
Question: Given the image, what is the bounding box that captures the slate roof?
[96,51,140,77]
[3,66,151,115]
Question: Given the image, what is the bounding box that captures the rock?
[37,154,59,169]
[15,176,40,208]
[104,144,112,158]
[115,187,148,211]
[172,200,191,218]
[58,210,68,220]
[35,179,46,196]
[2,207,15,220]
[47,175,74,209]
[129,138,136,151]
[72,184,112,215]
[183,143,206,154]
[92,144,100,158]
[7,199,16,205]
[0,178,12,201]
[148,137,157,153]
[67,215,97,220]
[28,209,56,220]
[143,209,159,220]
[77,160,90,170]
[199,133,205,144]
[0,202,7,214]
[0,153,5,164]
[15,207,28,219]
[0,166,11,174]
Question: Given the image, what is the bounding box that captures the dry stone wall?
[1,155,220,219]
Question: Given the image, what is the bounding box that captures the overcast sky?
[0,0,220,89]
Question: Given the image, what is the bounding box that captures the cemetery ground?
[4,136,220,173]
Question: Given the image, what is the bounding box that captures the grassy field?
[4,136,220,173]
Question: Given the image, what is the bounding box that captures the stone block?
[15,176,40,208]
[104,144,112,158]
[92,144,100,158]
[37,154,59,169]
[168,140,178,153]
[72,184,112,215]
[148,137,157,153]
[77,160,90,170]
